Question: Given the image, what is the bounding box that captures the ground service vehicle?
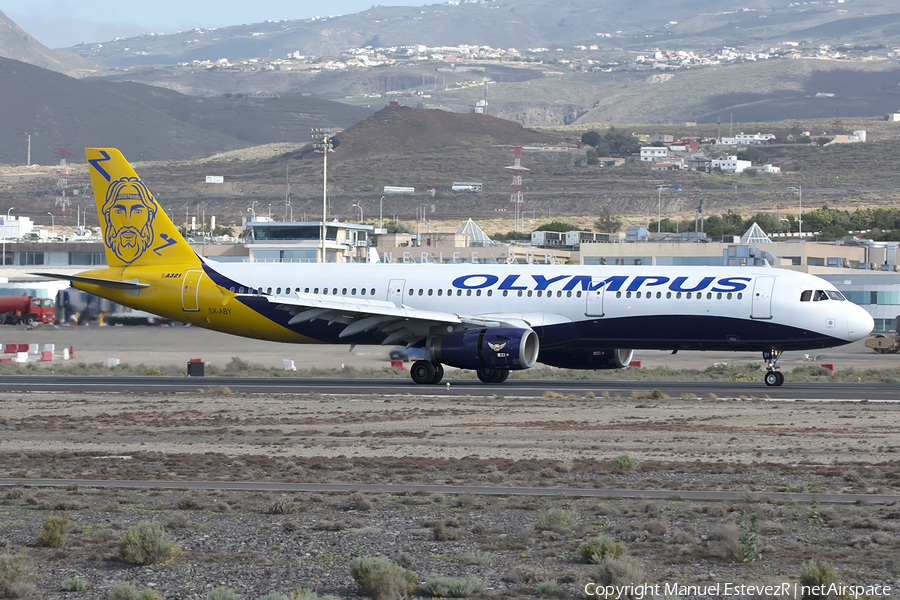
[865,316,900,354]
[36,148,874,387]
[0,294,55,325]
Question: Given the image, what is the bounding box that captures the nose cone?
[848,306,874,341]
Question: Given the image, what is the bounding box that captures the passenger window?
[409,289,414,296]
[313,288,318,294]
[267,287,272,295]
[457,290,462,296]
[517,291,523,297]
[418,289,423,296]
[566,291,572,298]
[276,287,282,294]
[576,291,582,298]
[286,288,292,294]
[656,292,661,299]
[359,288,365,295]
[371,289,375,295]
[717,292,722,299]
[616,291,622,298]
[503,290,508,297]
[305,288,310,293]
[800,290,812,302]
[476,290,481,296]
[814,290,828,301]
[342,288,347,295]
[428,289,433,296]
[352,288,357,295]
[527,291,533,297]
[737,293,743,300]
[437,289,442,296]
[676,292,682,299]
[686,292,692,299]
[467,290,472,296]
[323,288,328,295]
[626,292,632,298]
[635,292,640,299]
[487,290,493,297]
[666,292,671,299]
[727,292,732,300]
[230,287,235,293]
[707,292,712,299]
[332,288,337,295]
[537,291,542,297]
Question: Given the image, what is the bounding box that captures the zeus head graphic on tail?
[101,176,158,264]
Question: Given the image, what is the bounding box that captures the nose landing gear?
[762,349,784,386]
[410,360,444,384]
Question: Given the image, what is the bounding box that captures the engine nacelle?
[538,348,634,370]
[431,328,539,371]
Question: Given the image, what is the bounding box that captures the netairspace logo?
[582,583,893,599]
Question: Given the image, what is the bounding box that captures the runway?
[0,477,896,504]
[0,374,897,400]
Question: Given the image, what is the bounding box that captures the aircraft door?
[387,279,406,306]
[750,276,775,319]
[585,280,605,317]
[181,270,204,312]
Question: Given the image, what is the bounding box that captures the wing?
[249,291,524,346]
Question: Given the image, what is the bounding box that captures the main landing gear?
[763,349,784,387]
[410,360,444,385]
[476,367,509,384]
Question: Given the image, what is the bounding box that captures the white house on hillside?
[640,147,669,162]
[711,155,752,173]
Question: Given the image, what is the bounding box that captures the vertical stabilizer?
[86,148,197,268]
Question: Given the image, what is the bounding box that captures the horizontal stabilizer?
[32,272,149,291]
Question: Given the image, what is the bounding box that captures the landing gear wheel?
[410,360,436,384]
[477,368,509,384]
[430,363,444,384]
[764,371,784,387]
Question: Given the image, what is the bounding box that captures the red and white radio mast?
[506,147,528,232]
[53,147,74,213]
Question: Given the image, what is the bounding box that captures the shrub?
[177,496,204,510]
[107,582,161,600]
[536,579,558,595]
[536,508,575,530]
[425,576,483,598]
[589,557,647,598]
[350,556,417,600]
[37,514,76,547]
[612,454,639,470]
[459,550,491,565]
[290,589,340,600]
[799,560,835,600]
[579,535,627,564]
[433,521,460,541]
[62,576,88,591]
[346,493,372,511]
[708,522,742,560]
[206,589,241,600]
[258,594,291,600]
[265,500,303,515]
[0,548,34,598]
[118,522,177,565]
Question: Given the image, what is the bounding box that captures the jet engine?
[538,348,634,370]
[430,328,539,371]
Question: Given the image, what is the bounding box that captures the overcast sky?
[4,1,436,49]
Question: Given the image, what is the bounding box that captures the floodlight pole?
[657,187,662,233]
[380,196,385,230]
[312,128,334,263]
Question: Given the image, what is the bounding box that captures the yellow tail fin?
[86,148,197,268]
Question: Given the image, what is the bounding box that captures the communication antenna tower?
[54,147,74,213]
[506,147,529,232]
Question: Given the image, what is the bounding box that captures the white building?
[640,147,669,162]
[0,216,34,240]
[745,164,781,174]
[711,155,752,173]
[720,132,775,145]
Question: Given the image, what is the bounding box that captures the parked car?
[389,347,426,361]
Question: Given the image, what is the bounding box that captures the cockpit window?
[813,290,828,301]
[826,290,846,301]
[800,290,812,302]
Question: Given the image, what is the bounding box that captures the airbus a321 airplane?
[38,148,874,387]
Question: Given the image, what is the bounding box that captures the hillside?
[0,57,374,165]
[0,9,94,75]
[59,0,900,68]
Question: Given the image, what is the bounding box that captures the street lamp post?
[249,201,257,217]
[380,196,385,230]
[6,207,13,219]
[287,201,292,222]
[788,186,802,236]
[48,212,54,234]
[657,187,662,233]
[352,203,363,223]
[311,127,334,263]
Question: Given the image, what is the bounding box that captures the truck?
[0,294,55,325]
[452,182,483,193]
[865,315,900,354]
